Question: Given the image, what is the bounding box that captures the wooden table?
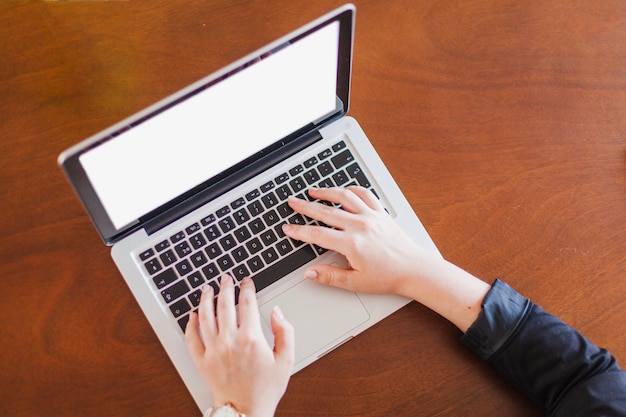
[2,1,625,416]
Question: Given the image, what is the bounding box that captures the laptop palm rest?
[259,279,370,364]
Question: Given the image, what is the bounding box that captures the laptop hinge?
[142,129,324,237]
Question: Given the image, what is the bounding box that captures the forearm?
[396,249,491,332]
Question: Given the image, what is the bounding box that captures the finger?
[282,222,345,253]
[307,186,370,214]
[303,264,359,292]
[237,277,261,332]
[216,274,237,334]
[197,284,216,338]
[287,195,353,230]
[184,312,206,363]
[345,185,385,212]
[270,306,295,368]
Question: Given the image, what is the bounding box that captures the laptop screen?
[59,7,353,243]
[80,22,339,231]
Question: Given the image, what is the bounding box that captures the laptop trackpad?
[259,280,370,364]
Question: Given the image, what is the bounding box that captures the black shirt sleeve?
[460,279,626,416]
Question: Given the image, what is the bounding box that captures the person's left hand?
[185,275,295,417]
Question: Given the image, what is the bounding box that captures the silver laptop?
[58,4,440,412]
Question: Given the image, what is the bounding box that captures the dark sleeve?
[460,279,626,416]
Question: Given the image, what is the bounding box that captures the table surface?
[2,1,625,416]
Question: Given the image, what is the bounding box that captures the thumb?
[305,264,357,292]
[271,306,295,367]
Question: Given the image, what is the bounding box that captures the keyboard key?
[185,223,201,235]
[248,218,265,234]
[247,200,264,217]
[288,213,306,226]
[175,259,193,276]
[275,222,287,238]
[139,248,154,261]
[178,315,190,332]
[346,162,371,187]
[289,165,304,176]
[216,254,234,271]
[318,178,334,188]
[262,209,280,226]
[232,246,249,263]
[260,230,278,246]
[207,279,220,294]
[205,242,222,259]
[189,233,207,250]
[189,289,202,307]
[169,298,191,318]
[153,268,177,289]
[216,206,231,217]
[155,240,170,252]
[204,224,221,241]
[245,189,261,201]
[174,241,192,258]
[161,280,190,304]
[261,192,279,209]
[144,258,162,275]
[318,148,332,160]
[219,234,237,251]
[218,216,236,233]
[260,181,275,193]
[200,213,215,226]
[277,202,294,218]
[332,170,349,186]
[303,168,320,185]
[331,149,355,169]
[247,255,264,273]
[190,251,208,268]
[275,185,292,200]
[261,247,278,264]
[232,264,249,281]
[317,161,334,177]
[332,140,347,152]
[171,231,186,243]
[276,239,294,256]
[245,237,263,254]
[275,172,290,184]
[304,156,318,168]
[313,245,328,255]
[160,249,176,266]
[187,271,205,288]
[252,245,316,292]
[233,208,250,225]
[230,197,246,209]
[234,225,252,243]
[289,177,307,193]
[202,262,219,280]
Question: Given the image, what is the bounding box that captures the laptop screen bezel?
[58,5,355,245]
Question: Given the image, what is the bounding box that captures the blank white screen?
[80,22,339,230]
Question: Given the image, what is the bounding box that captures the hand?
[185,275,295,417]
[282,186,427,297]
[283,186,491,332]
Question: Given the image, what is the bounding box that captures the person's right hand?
[282,186,431,297]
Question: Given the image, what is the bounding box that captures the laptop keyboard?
[138,140,377,333]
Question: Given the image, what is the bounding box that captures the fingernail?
[304,269,318,280]
[273,305,284,319]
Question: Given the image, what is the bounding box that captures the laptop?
[58,3,440,413]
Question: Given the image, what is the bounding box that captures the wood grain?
[1,1,624,416]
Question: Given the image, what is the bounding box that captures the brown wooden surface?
[1,1,625,416]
